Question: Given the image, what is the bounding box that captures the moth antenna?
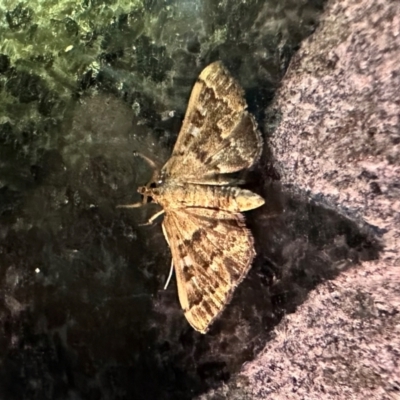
[163,260,174,290]
[133,151,161,184]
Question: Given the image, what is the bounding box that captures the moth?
[122,61,264,333]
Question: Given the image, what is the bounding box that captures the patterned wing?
[161,207,255,333]
[161,61,263,184]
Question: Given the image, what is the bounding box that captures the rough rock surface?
[197,0,400,398]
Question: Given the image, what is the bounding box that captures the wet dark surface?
[0,0,381,399]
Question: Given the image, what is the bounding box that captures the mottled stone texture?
[197,0,400,399]
[269,0,400,267]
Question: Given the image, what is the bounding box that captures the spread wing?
[161,207,255,333]
[161,61,263,184]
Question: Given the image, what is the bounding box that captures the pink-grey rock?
[197,0,400,398]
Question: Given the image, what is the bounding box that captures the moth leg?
[139,209,165,226]
[161,222,174,290]
[117,185,150,209]
[116,202,144,209]
[163,259,174,290]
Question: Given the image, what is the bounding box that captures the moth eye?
[149,182,157,189]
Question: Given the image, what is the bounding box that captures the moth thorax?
[138,185,161,199]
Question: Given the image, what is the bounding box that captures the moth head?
[137,183,161,202]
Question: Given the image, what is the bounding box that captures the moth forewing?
[160,62,263,183]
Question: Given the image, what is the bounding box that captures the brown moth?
[123,61,264,333]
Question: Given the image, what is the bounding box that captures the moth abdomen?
[229,187,265,212]
[157,184,263,213]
